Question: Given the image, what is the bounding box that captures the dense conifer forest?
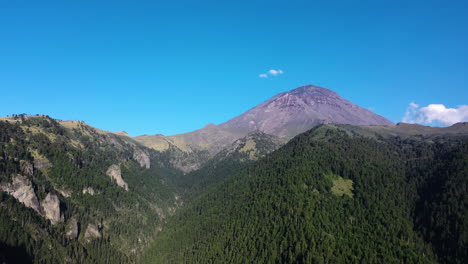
[3,0,468,262]
[0,116,181,263]
[140,125,467,264]
[0,116,467,264]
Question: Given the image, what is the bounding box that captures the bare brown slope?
[135,84,394,171]
[219,84,393,138]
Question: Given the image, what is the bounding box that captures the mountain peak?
[203,123,218,129]
[219,84,393,137]
[266,84,340,109]
[136,84,394,172]
[287,84,337,96]
[273,84,341,104]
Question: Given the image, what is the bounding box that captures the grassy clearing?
[239,139,258,160]
[325,172,354,198]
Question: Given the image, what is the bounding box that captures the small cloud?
[402,102,468,126]
[268,69,284,76]
[259,69,284,78]
[368,106,375,111]
[409,102,419,108]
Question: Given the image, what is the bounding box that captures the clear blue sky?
[1,0,467,136]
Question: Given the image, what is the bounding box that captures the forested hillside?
[173,131,283,197]
[140,125,468,264]
[1,115,466,264]
[0,115,182,263]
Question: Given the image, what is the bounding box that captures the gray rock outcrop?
[66,218,79,240]
[41,193,63,225]
[56,186,72,198]
[82,187,96,195]
[0,174,42,214]
[20,160,34,176]
[84,223,101,241]
[106,164,128,191]
[133,148,151,168]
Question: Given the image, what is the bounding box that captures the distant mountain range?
[1,85,467,264]
[134,85,393,171]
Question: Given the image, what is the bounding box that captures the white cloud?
[268,69,283,75]
[259,69,284,78]
[409,102,419,108]
[402,102,468,126]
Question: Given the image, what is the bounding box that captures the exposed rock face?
[2,176,63,224]
[133,148,151,168]
[0,174,42,214]
[66,218,79,240]
[41,193,63,225]
[20,160,34,176]
[33,158,51,169]
[84,223,101,241]
[103,135,125,152]
[134,124,243,172]
[55,185,72,198]
[219,85,394,138]
[82,187,95,195]
[106,164,128,191]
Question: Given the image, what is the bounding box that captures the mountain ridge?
[140,122,468,264]
[1,115,467,263]
[134,84,393,171]
[0,115,183,263]
[219,84,393,137]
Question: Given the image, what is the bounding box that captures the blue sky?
[1,0,467,136]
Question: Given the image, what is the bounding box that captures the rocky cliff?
[0,174,42,214]
[106,164,129,191]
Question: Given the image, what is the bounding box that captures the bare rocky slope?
[219,84,393,137]
[135,84,393,171]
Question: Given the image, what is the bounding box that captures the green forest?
[0,116,181,263]
[0,116,467,264]
[140,126,468,264]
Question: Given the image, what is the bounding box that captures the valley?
[0,85,467,263]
